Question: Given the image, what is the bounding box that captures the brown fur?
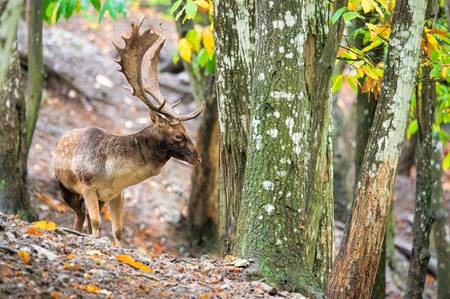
[53,120,200,244]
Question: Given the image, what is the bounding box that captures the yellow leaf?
[195,0,210,13]
[17,250,31,264]
[361,0,374,13]
[26,226,43,236]
[362,64,380,80]
[76,283,101,294]
[67,253,74,259]
[202,27,214,56]
[178,38,192,63]
[32,220,57,231]
[348,0,361,11]
[426,33,438,50]
[115,254,152,273]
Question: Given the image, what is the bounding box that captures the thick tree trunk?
[236,1,345,296]
[214,0,254,253]
[325,0,427,297]
[25,0,44,150]
[431,142,450,299]
[0,0,22,83]
[0,40,35,220]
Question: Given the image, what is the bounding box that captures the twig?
[56,227,90,237]
[0,244,18,254]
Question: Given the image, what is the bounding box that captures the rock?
[31,244,58,261]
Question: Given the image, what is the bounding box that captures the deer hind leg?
[110,192,124,246]
[57,182,85,232]
[82,189,101,237]
[86,201,105,234]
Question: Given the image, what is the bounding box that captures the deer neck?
[104,126,170,187]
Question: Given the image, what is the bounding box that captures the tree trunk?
[214,0,254,254]
[431,142,450,299]
[173,15,220,244]
[0,0,22,83]
[0,40,35,220]
[235,0,345,296]
[325,0,427,296]
[25,0,44,150]
[187,75,219,243]
[405,70,436,298]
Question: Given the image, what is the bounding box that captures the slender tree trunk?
[0,0,22,83]
[405,69,436,299]
[25,0,44,150]
[405,2,436,296]
[214,0,254,253]
[325,0,427,296]
[236,1,345,296]
[431,142,450,299]
[174,16,219,244]
[0,40,35,220]
[187,74,219,242]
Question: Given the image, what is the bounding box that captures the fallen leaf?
[115,254,152,273]
[76,283,101,294]
[32,220,57,231]
[63,262,81,270]
[224,255,234,260]
[66,253,74,260]
[26,226,43,236]
[35,193,67,213]
[50,291,62,299]
[17,251,31,264]
[101,204,111,221]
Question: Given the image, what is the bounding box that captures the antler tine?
[116,19,205,122]
[114,20,168,114]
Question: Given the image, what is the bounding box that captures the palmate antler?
[114,20,205,122]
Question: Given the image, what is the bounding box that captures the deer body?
[53,21,204,245]
[54,126,169,202]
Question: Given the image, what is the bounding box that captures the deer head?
[114,20,204,165]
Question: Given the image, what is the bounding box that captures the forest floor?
[1,4,448,299]
[0,213,302,298]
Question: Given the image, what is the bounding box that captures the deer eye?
[174,134,184,142]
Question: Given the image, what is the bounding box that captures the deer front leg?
[110,192,124,246]
[82,189,101,237]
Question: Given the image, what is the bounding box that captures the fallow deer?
[53,21,204,245]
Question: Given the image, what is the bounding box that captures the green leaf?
[331,7,347,24]
[169,0,183,16]
[185,0,197,19]
[443,153,450,170]
[197,48,209,68]
[90,0,101,11]
[206,54,215,73]
[173,51,180,65]
[186,29,201,52]
[406,119,418,139]
[64,0,77,19]
[332,74,344,93]
[343,11,363,22]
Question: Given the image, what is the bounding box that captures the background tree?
[326,0,427,296]
[0,0,22,83]
[0,0,127,218]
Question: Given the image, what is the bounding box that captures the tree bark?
[0,40,35,220]
[187,75,219,242]
[236,0,345,296]
[431,142,450,299]
[214,0,254,254]
[0,0,22,84]
[325,0,427,296]
[405,67,436,299]
[25,0,44,150]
